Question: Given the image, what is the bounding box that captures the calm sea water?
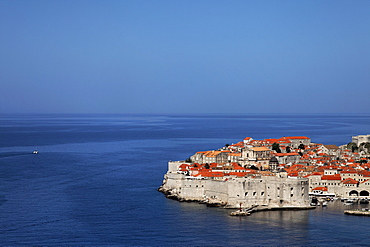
[0,114,370,246]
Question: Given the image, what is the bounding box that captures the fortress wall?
[352,135,370,145]
[227,178,269,207]
[161,171,311,208]
[168,161,185,173]
[225,177,310,208]
[275,178,310,207]
[180,179,206,200]
[162,172,183,191]
[326,185,345,197]
[204,179,229,203]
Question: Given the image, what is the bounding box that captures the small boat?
[344,199,354,205]
[33,150,38,154]
[360,199,369,204]
[310,197,318,206]
[322,202,328,207]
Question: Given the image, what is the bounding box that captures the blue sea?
[0,114,370,246]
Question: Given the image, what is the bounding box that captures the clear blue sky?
[1,0,369,114]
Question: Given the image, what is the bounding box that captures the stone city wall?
[160,168,310,208]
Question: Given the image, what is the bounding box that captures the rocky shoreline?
[158,186,228,207]
[158,185,316,211]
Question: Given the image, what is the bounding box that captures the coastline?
[344,209,370,216]
[158,185,315,212]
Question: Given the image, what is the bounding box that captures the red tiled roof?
[359,171,370,177]
[263,139,279,143]
[199,170,224,177]
[274,152,300,157]
[179,164,190,171]
[342,178,358,184]
[340,170,357,174]
[228,153,242,157]
[321,174,341,180]
[290,164,306,170]
[313,187,328,191]
[230,163,245,170]
[209,163,218,168]
[288,172,299,177]
[310,172,324,176]
[251,146,270,152]
[318,153,329,156]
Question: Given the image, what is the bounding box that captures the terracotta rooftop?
[274,152,300,157]
[313,187,328,191]
[251,147,270,152]
[342,178,358,184]
[321,174,342,180]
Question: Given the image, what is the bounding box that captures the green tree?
[365,142,370,153]
[272,143,281,153]
[359,142,370,154]
[357,160,368,164]
[347,142,358,153]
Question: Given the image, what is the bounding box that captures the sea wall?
[160,169,310,208]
